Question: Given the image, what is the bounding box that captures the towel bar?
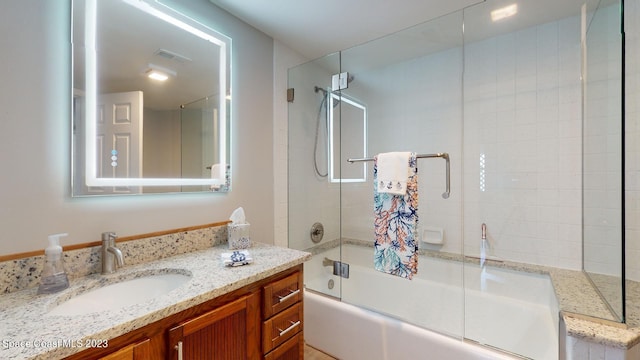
[347,153,450,199]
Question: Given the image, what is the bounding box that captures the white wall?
[0,0,275,255]
[286,55,343,251]
[273,40,307,248]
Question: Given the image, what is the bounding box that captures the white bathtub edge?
[304,289,519,360]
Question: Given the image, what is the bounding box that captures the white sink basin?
[47,272,191,316]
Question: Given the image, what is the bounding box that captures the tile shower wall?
[339,14,584,270]
[282,4,637,279]
[463,15,583,269]
[340,46,464,255]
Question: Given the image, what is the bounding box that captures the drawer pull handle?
[277,289,300,303]
[274,320,301,341]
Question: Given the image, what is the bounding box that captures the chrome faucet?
[101,232,124,274]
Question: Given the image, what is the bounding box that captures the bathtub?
[304,244,559,360]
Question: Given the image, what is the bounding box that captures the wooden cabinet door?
[168,292,260,360]
[98,339,151,360]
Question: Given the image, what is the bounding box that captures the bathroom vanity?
[66,265,304,359]
[0,239,310,360]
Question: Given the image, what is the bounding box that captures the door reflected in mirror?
[72,0,231,196]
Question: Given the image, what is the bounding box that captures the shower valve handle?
[310,222,324,243]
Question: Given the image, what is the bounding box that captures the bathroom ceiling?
[208,0,593,60]
[208,0,482,59]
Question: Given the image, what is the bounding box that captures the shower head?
[314,86,339,108]
[344,74,355,84]
[314,86,328,95]
[314,79,355,108]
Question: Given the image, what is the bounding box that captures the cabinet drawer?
[262,303,303,353]
[263,271,302,319]
[263,332,303,360]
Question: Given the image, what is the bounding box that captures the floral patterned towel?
[373,153,418,279]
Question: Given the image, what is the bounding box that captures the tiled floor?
[304,343,337,360]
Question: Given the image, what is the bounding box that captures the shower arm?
[347,153,450,199]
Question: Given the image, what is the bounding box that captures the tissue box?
[228,223,251,249]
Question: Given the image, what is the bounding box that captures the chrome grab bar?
[347,152,450,199]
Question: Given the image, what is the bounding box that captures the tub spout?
[323,257,334,267]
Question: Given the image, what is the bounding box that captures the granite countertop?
[0,243,311,360]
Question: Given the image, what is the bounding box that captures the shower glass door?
[290,0,626,357]
[288,8,466,339]
[287,52,343,299]
[337,10,466,339]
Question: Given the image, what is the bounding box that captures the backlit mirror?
[328,91,367,183]
[72,0,231,196]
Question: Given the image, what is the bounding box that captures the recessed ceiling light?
[146,70,169,81]
[491,4,518,22]
[144,63,176,82]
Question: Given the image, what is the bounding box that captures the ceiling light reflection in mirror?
[490,4,518,22]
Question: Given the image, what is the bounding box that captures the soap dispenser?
[37,233,70,294]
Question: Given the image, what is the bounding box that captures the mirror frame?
[73,0,231,192]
